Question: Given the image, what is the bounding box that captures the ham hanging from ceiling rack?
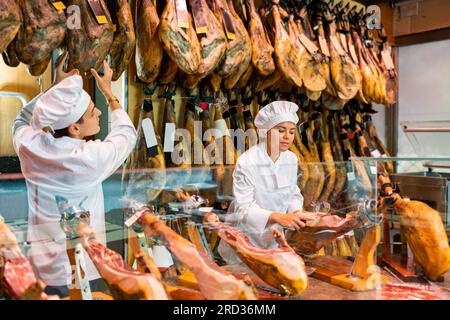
[212,0,252,83]
[66,0,114,75]
[326,5,360,101]
[159,0,201,74]
[141,209,258,299]
[107,0,136,81]
[295,8,327,100]
[271,1,303,88]
[14,0,66,75]
[135,0,163,84]
[0,0,21,54]
[204,213,308,296]
[246,0,275,76]
[221,0,252,90]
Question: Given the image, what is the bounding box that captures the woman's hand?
[54,51,79,86]
[91,60,114,100]
[292,210,328,222]
[269,213,306,230]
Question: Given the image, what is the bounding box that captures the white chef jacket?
[218,142,304,264]
[12,94,137,286]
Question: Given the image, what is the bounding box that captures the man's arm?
[85,61,137,182]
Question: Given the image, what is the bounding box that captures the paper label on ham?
[298,33,319,55]
[49,0,66,11]
[330,35,346,56]
[125,211,143,228]
[371,149,382,158]
[87,0,108,25]
[175,0,190,29]
[370,166,377,175]
[319,36,330,57]
[214,119,231,137]
[220,8,236,40]
[152,245,174,268]
[381,49,395,70]
[349,43,358,64]
[163,123,176,152]
[347,171,356,181]
[142,119,158,149]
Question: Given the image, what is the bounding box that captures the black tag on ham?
[146,145,158,158]
[142,99,154,113]
[220,8,235,40]
[87,0,108,24]
[243,110,252,121]
[222,110,230,119]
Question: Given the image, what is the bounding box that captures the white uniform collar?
[45,132,85,146]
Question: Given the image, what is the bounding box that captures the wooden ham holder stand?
[305,224,391,291]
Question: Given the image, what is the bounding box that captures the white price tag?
[152,245,174,268]
[125,211,142,228]
[319,36,330,57]
[330,35,346,56]
[371,149,382,158]
[381,49,395,70]
[214,119,231,137]
[347,171,356,181]
[370,166,377,175]
[142,118,158,148]
[163,123,176,152]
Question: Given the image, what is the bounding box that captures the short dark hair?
[53,116,84,138]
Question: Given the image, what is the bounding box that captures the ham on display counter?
[3,0,450,302]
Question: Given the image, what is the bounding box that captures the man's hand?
[292,210,329,222]
[91,60,114,100]
[269,213,306,230]
[54,51,79,85]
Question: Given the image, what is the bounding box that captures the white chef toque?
[31,75,91,131]
[254,100,299,130]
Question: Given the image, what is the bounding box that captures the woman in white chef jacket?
[12,52,137,298]
[218,101,325,263]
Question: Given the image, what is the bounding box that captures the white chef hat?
[254,101,299,130]
[31,75,91,130]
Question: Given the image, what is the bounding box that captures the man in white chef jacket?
[218,101,325,263]
[12,52,137,298]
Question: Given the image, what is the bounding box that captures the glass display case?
[0,158,386,300]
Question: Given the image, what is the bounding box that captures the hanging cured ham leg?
[204,213,308,296]
[246,0,275,76]
[66,0,114,75]
[108,0,135,81]
[159,0,201,74]
[140,209,258,300]
[0,0,21,54]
